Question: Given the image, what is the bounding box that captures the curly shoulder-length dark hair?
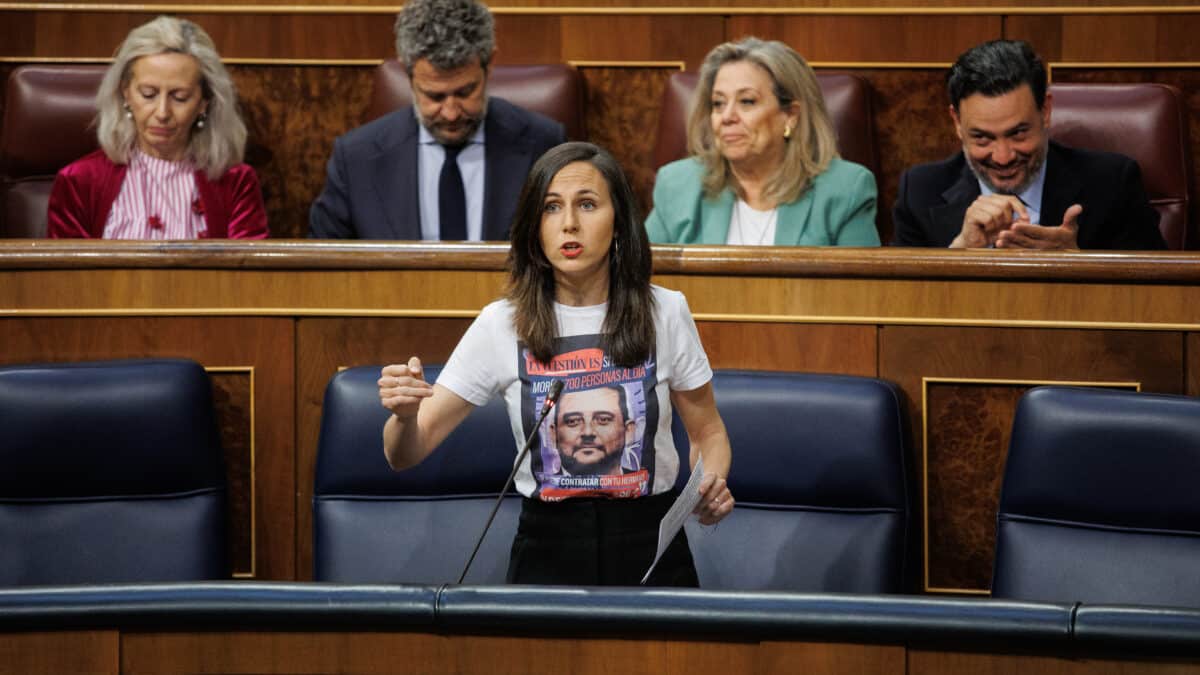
[506,142,654,367]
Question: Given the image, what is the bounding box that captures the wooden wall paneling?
[697,321,877,375]
[726,15,1000,63]
[10,13,396,60]
[0,631,118,675]
[0,316,296,580]
[759,641,905,675]
[1004,15,1065,61]
[294,316,473,580]
[0,63,13,139]
[0,12,34,59]
[121,631,452,675]
[909,650,1200,675]
[1155,14,1200,62]
[1056,15,1160,63]
[878,325,1184,593]
[20,12,142,59]
[449,634,759,675]
[654,275,1200,327]
[8,267,1200,327]
[199,14,392,61]
[121,631,760,675]
[559,15,722,69]
[1058,15,1200,63]
[494,15,565,64]
[0,267,509,314]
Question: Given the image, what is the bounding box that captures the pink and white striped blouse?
[103,149,206,239]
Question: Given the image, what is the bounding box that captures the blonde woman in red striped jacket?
[48,16,267,239]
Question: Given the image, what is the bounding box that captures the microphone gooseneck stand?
[457,379,564,584]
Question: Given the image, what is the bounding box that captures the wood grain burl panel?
[209,371,254,577]
[923,379,1137,592]
[923,381,1026,592]
[1190,333,1200,397]
[581,66,679,216]
[879,325,1184,593]
[849,68,962,244]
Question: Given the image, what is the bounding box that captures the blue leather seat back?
[673,370,909,592]
[313,365,519,583]
[0,359,227,585]
[993,386,1200,606]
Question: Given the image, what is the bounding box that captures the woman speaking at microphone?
[378,142,733,586]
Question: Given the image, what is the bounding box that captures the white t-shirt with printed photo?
[436,285,712,499]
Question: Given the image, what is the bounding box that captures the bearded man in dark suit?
[893,40,1165,250]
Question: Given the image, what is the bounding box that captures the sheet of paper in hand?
[641,456,704,584]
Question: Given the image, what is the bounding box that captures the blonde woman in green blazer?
[646,38,880,247]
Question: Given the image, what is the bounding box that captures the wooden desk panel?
[4,242,1199,589]
[0,631,117,675]
[908,649,1200,675]
[118,631,887,675]
[114,631,1197,675]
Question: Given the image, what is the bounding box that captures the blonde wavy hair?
[687,37,839,205]
[95,16,246,179]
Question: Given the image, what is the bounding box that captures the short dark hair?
[946,40,1047,112]
[604,384,630,425]
[507,142,654,367]
[394,0,494,73]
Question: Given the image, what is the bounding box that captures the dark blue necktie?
[438,144,467,241]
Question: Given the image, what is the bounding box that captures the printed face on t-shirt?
[551,387,633,476]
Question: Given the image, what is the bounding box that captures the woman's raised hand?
[378,356,434,419]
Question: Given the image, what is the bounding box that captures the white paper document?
[641,456,704,584]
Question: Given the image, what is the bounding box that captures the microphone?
[458,379,564,584]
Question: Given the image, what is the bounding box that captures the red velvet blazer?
[47,149,269,239]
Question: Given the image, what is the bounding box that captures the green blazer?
[645,157,881,246]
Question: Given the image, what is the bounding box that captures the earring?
[123,102,132,120]
[783,124,792,140]
[196,113,207,130]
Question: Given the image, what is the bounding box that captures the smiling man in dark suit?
[309,0,566,241]
[892,40,1165,250]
